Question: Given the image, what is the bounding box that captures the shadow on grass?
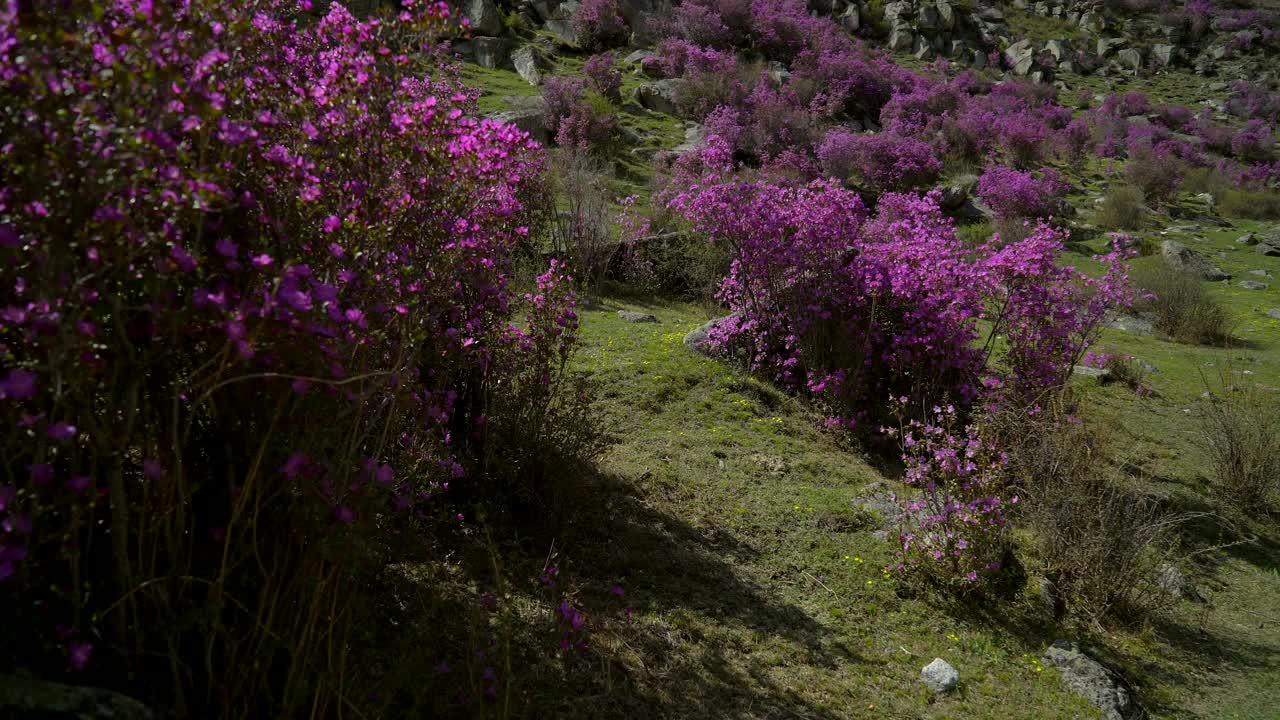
[349,465,864,719]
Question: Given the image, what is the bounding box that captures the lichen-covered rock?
[0,673,155,720]
[617,310,658,323]
[1161,241,1230,281]
[921,658,960,692]
[1042,641,1143,720]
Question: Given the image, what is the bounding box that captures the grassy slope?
[447,47,1280,719]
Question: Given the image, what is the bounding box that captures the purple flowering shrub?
[542,76,618,152]
[816,131,942,192]
[573,0,630,50]
[0,1,584,713]
[583,53,623,102]
[1231,119,1277,162]
[885,401,1014,588]
[976,166,1070,221]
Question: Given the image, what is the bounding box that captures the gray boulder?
[635,79,681,114]
[1097,37,1126,57]
[1266,309,1280,320]
[512,45,548,85]
[840,4,860,32]
[1115,48,1143,72]
[488,95,550,143]
[1044,38,1072,61]
[683,315,735,350]
[1073,365,1111,379]
[471,37,509,69]
[617,310,658,323]
[888,29,915,52]
[1238,280,1270,290]
[1161,241,1230,281]
[545,1,579,44]
[1151,43,1175,67]
[1006,39,1036,75]
[921,658,960,692]
[463,0,502,36]
[1256,242,1280,257]
[1236,233,1258,245]
[1042,641,1143,720]
[1157,563,1204,603]
[0,673,155,719]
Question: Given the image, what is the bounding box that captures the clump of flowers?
[976,165,1070,221]
[884,401,1013,589]
[583,52,623,102]
[573,0,629,50]
[817,130,942,192]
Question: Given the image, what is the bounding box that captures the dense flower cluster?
[0,0,577,713]
[669,143,1134,429]
[543,76,618,151]
[573,0,630,50]
[817,131,943,192]
[885,401,1012,586]
[976,166,1070,221]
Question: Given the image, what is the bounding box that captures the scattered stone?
[1157,562,1204,603]
[1115,48,1143,72]
[1106,314,1155,336]
[1151,43,1175,67]
[683,315,734,350]
[1266,309,1280,320]
[1251,269,1274,277]
[0,673,155,720]
[852,482,899,527]
[635,79,681,114]
[470,36,509,69]
[750,453,787,476]
[1096,37,1126,57]
[921,658,960,692]
[1239,280,1269,290]
[1256,242,1280,257]
[617,310,658,323]
[1042,641,1143,720]
[1038,577,1064,620]
[1161,241,1230,281]
[1236,233,1258,245]
[939,174,977,210]
[1073,364,1111,379]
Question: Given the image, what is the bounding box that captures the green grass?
[1003,8,1081,44]
[447,52,1280,720]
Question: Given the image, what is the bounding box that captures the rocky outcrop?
[0,673,155,720]
[635,79,681,114]
[1042,641,1144,720]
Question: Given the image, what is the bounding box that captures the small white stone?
[921,657,960,692]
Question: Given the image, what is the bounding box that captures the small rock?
[1238,280,1269,290]
[1236,233,1258,245]
[1265,309,1280,320]
[921,658,960,692]
[1250,269,1272,277]
[1073,365,1111,379]
[1042,641,1143,720]
[635,79,681,114]
[1156,562,1204,603]
[1038,576,1064,619]
[617,310,658,323]
[1256,242,1280,257]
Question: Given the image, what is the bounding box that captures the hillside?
[0,1,1278,718]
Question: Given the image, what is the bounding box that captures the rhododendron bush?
[670,145,1134,430]
[0,0,579,713]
